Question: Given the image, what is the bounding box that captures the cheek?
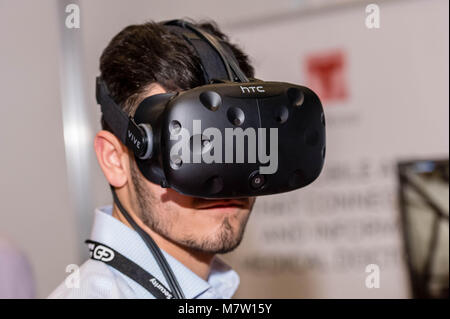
[149,186,198,227]
[155,186,196,207]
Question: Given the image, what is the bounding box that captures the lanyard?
[109,187,185,299]
[85,239,174,299]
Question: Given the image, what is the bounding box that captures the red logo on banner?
[306,50,348,103]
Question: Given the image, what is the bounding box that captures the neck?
[112,205,214,281]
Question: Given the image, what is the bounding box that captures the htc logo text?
[240,85,265,94]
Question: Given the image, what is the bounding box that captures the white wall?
[0,0,79,298]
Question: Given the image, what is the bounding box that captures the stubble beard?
[130,160,252,254]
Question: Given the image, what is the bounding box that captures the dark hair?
[99,19,255,129]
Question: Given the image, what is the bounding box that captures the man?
[50,19,256,299]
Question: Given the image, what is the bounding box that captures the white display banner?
[222,0,449,298]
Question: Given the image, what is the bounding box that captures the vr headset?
[96,19,326,199]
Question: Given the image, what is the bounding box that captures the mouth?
[196,199,248,210]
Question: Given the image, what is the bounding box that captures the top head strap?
[164,24,227,83]
[162,20,248,83]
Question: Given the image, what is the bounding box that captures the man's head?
[94,20,256,254]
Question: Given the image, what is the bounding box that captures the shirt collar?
[89,205,239,299]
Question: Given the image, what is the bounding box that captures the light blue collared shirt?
[49,206,240,299]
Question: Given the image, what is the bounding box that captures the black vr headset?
[96,19,326,199]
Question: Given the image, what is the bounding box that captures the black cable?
[110,186,185,299]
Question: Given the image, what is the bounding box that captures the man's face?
[130,159,255,254]
[127,84,255,254]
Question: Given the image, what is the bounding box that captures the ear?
[94,130,131,188]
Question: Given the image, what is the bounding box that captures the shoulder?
[48,259,135,299]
